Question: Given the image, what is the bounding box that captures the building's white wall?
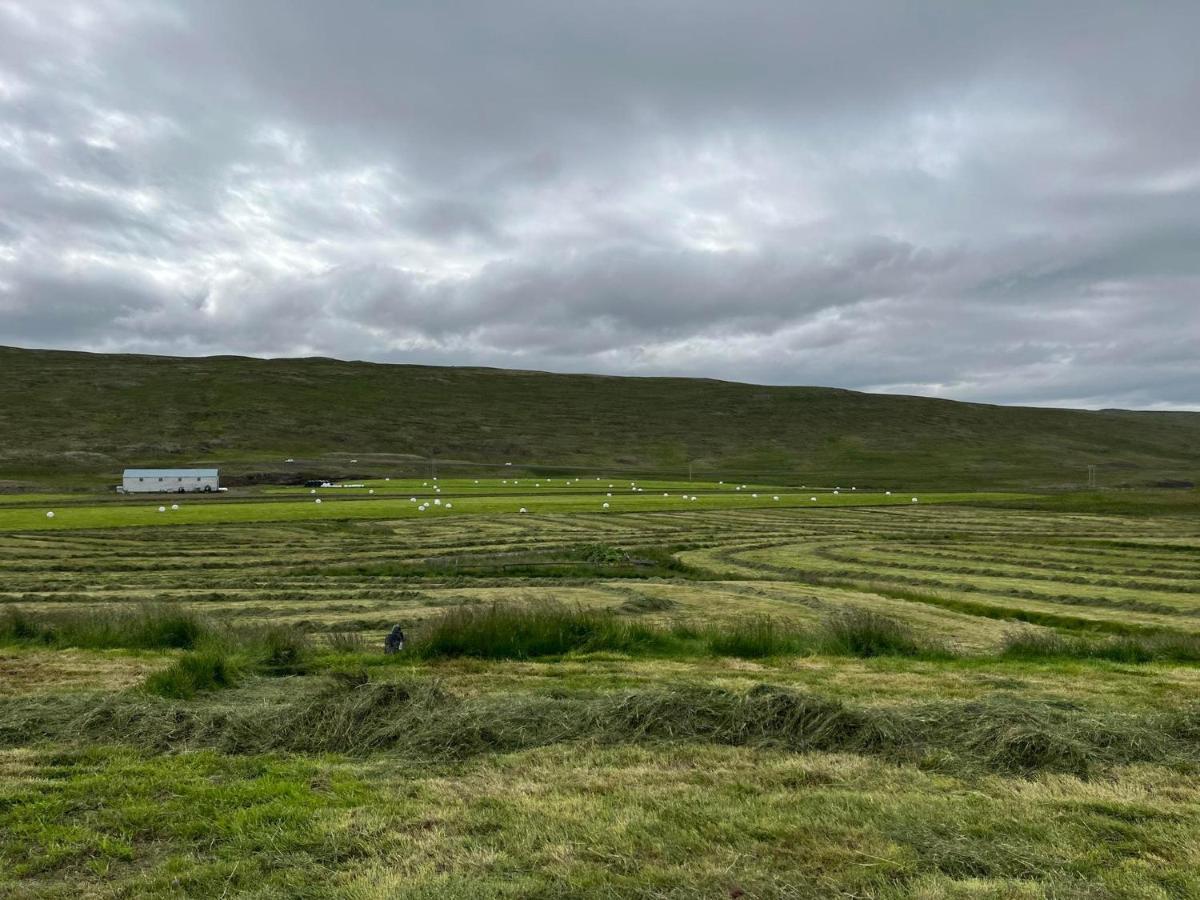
[122,473,220,493]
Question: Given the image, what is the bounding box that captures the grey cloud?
[0,272,160,342]
[0,1,1197,409]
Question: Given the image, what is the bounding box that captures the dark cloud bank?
[0,1,1197,409]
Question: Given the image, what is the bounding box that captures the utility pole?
[1087,465,1096,489]
[688,460,693,483]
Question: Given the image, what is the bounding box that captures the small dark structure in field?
[384,625,406,654]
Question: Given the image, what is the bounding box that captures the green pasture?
[0,489,1027,532]
[261,476,791,494]
[3,490,1200,898]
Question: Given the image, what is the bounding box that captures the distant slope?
[1,346,1197,488]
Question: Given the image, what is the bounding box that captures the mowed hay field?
[3,489,1200,898]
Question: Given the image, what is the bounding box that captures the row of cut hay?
[7,673,1200,778]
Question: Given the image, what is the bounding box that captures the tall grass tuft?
[324,631,368,653]
[1145,633,1200,663]
[143,651,236,699]
[250,625,312,674]
[577,543,630,565]
[818,608,935,658]
[0,607,40,641]
[999,629,1079,659]
[413,602,674,660]
[702,616,809,658]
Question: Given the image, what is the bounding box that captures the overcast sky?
[1,1,1197,408]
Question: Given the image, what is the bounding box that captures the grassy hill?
[1,345,1197,489]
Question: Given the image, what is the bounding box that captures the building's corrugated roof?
[123,468,219,477]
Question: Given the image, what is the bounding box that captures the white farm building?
[121,468,220,493]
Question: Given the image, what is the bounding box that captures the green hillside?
[1,345,1197,489]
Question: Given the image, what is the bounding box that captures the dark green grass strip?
[8,598,1200,668]
[0,602,949,662]
[0,604,207,650]
[409,602,949,661]
[1000,629,1200,664]
[295,543,703,580]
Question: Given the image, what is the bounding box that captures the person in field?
[384,624,406,654]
